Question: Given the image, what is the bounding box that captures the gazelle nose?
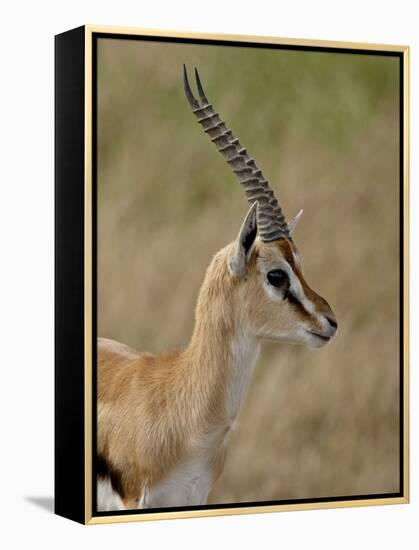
[326,316,338,330]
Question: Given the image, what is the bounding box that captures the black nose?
[326,316,338,330]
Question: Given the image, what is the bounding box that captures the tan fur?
[97,237,336,507]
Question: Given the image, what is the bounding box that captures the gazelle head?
[184,67,337,348]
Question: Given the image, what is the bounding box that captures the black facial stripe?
[285,289,311,319]
[285,290,300,306]
[267,264,312,321]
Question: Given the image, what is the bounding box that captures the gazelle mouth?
[307,330,331,342]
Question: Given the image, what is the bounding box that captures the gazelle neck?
[184,248,261,426]
[226,330,260,420]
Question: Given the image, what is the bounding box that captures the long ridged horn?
[183,65,290,241]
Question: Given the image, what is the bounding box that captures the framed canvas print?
[55,25,409,525]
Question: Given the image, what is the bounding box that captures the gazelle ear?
[288,209,303,235]
[229,202,258,277]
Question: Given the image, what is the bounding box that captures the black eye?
[267,269,289,288]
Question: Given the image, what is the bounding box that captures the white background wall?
[0,0,416,548]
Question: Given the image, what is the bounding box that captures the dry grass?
[97,38,400,503]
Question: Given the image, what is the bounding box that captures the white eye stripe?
[282,262,317,315]
[278,262,303,297]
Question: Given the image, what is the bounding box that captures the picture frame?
[55,25,409,525]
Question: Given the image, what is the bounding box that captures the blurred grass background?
[97,37,400,503]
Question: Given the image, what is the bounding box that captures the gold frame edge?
[87,497,408,525]
[84,24,408,52]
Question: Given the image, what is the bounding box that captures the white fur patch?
[97,477,126,512]
[226,333,260,419]
[140,458,212,508]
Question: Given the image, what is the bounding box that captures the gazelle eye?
[267,269,289,288]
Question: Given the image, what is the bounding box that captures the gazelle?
[97,67,337,511]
